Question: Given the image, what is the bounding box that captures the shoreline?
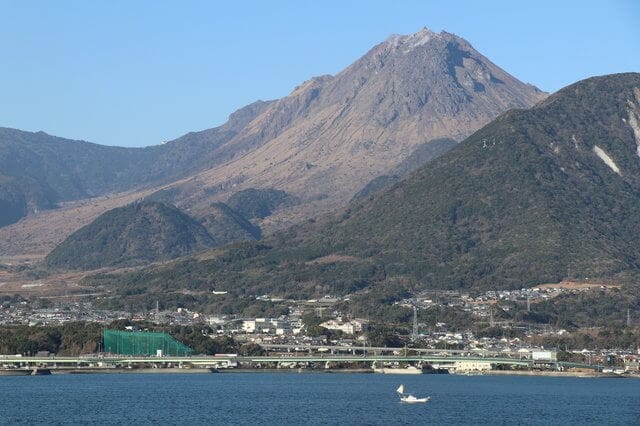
[2,367,637,378]
[484,370,633,378]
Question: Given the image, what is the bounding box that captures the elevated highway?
[0,354,598,371]
[257,343,528,358]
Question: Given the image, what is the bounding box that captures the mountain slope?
[45,201,216,269]
[1,28,544,255]
[304,72,640,288]
[0,174,56,227]
[352,137,457,200]
[0,128,147,225]
[199,202,262,245]
[226,188,300,220]
[0,100,272,227]
[149,28,546,225]
[87,73,640,299]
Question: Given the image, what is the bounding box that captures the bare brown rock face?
[166,28,545,226]
[1,28,546,256]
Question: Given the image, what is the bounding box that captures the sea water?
[0,373,638,425]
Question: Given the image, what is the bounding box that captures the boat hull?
[400,396,430,404]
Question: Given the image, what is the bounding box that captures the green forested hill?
[86,73,640,304]
[322,73,640,289]
[226,188,300,220]
[45,201,216,269]
[199,202,262,244]
[352,138,457,201]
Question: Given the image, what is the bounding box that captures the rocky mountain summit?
[157,28,546,224]
[1,28,545,257]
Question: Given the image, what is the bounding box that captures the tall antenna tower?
[412,303,418,340]
[490,307,495,328]
[526,295,531,312]
[627,308,632,328]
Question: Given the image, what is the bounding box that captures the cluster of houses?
[207,315,368,337]
[397,285,621,316]
[2,291,639,374]
[0,300,129,326]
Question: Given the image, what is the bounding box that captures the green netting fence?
[103,330,193,356]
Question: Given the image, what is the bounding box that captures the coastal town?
[1,283,625,328]
[2,284,638,375]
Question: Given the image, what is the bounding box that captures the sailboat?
[396,384,430,404]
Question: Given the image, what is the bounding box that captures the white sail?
[396,384,404,394]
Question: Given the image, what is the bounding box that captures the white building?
[319,319,367,334]
[453,361,493,372]
[242,318,298,335]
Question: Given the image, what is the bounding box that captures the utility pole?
[627,308,631,328]
[526,295,531,313]
[490,307,495,328]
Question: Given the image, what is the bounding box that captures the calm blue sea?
[0,373,638,425]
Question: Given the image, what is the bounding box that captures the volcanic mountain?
[91,73,640,300]
[1,28,545,257]
[157,28,546,224]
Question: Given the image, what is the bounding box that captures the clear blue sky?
[1,0,638,147]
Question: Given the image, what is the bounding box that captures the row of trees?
[0,321,264,357]
[0,322,103,356]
